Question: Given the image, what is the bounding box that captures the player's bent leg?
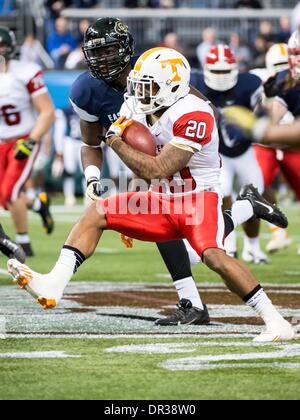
[8,201,107,309]
[203,248,295,342]
[8,192,179,309]
[155,240,209,326]
[237,148,269,264]
[242,218,269,265]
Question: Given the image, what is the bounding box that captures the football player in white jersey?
[7,48,294,342]
[0,27,55,256]
[251,43,290,83]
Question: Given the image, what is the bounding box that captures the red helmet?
[288,30,300,80]
[204,44,238,91]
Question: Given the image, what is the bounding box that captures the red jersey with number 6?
[0,60,48,141]
[121,94,221,195]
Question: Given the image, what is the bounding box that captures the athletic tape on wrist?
[84,165,101,182]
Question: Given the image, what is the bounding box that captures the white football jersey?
[120,94,221,196]
[0,60,48,141]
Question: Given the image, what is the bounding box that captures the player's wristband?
[109,136,122,149]
[84,165,101,183]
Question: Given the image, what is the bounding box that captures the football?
[122,120,157,156]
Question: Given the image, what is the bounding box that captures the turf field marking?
[1,283,299,337]
[161,344,300,371]
[95,248,120,254]
[0,351,80,359]
[5,333,255,339]
[162,362,300,371]
[0,268,7,276]
[285,271,300,276]
[105,341,289,354]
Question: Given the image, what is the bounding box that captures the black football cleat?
[0,225,26,263]
[237,184,288,229]
[37,193,54,235]
[155,299,210,326]
[19,242,34,258]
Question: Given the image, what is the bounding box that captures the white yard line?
[2,333,256,340]
[0,351,80,359]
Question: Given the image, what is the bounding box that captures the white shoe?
[7,259,62,310]
[253,320,295,343]
[266,229,292,253]
[242,249,269,265]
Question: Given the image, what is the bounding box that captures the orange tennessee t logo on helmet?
[160,59,184,82]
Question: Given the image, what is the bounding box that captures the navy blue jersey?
[190,70,263,157]
[63,105,81,141]
[275,70,300,117]
[69,58,138,131]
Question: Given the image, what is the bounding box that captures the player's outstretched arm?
[223,105,300,148]
[15,92,55,160]
[263,119,300,147]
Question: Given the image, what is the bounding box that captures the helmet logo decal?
[160,59,184,82]
[115,21,128,36]
[134,47,164,72]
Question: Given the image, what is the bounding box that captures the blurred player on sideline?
[0,27,55,256]
[7,47,294,343]
[224,32,300,256]
[251,43,293,253]
[52,106,85,207]
[191,45,267,264]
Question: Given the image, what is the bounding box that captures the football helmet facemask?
[266,43,289,74]
[83,17,135,83]
[0,26,16,61]
[204,45,238,92]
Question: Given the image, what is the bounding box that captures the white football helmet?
[204,45,239,92]
[125,47,191,114]
[288,30,300,80]
[266,43,289,73]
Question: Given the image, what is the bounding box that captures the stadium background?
[0,0,300,402]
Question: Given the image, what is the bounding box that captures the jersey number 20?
[185,120,207,139]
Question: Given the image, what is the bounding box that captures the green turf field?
[0,205,300,400]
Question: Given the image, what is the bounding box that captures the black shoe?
[155,299,210,326]
[237,184,288,229]
[20,242,34,258]
[37,193,54,235]
[0,225,26,263]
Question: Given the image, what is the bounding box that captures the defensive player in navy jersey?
[67,18,286,326]
[190,45,268,265]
